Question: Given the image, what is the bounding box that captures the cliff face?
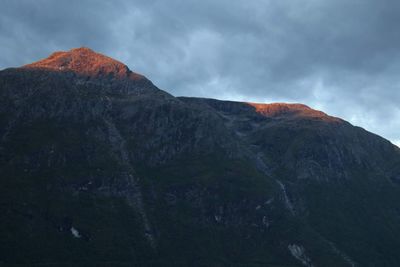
[1,48,400,266]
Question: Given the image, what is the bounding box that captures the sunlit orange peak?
[22,47,144,80]
[247,102,341,122]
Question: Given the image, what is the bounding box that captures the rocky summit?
[23,47,145,80]
[1,48,400,267]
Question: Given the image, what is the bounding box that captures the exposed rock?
[288,244,314,267]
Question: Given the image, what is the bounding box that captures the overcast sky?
[1,0,400,146]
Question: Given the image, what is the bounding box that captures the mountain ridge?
[17,47,350,123]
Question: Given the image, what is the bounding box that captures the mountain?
[1,47,400,267]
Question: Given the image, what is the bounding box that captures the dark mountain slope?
[179,97,400,266]
[1,48,400,266]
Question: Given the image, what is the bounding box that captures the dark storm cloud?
[1,0,400,145]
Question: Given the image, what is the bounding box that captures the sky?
[1,0,400,146]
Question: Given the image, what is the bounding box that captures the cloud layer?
[1,0,400,145]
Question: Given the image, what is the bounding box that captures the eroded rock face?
[2,48,400,267]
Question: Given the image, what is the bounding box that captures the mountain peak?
[22,47,145,80]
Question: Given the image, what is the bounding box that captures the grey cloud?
[1,0,399,145]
